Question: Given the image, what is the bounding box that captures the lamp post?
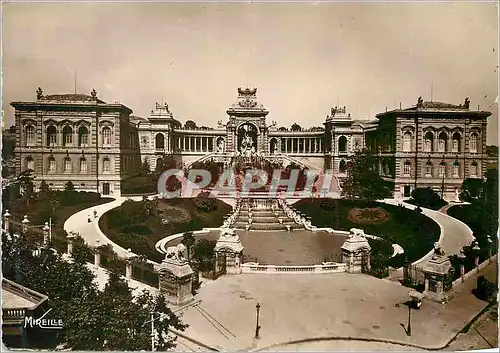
[255,303,261,339]
[406,300,412,336]
[472,241,481,272]
[457,249,466,283]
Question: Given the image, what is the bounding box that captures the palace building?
[11,87,491,199]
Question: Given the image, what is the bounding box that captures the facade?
[366,97,491,200]
[11,88,491,200]
[11,88,140,196]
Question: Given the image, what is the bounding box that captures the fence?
[5,221,160,288]
[241,262,347,274]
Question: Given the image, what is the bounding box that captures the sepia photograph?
[1,1,498,351]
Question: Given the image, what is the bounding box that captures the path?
[382,199,474,261]
[64,195,147,258]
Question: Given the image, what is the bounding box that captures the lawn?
[99,197,232,262]
[294,198,440,264]
[3,187,114,237]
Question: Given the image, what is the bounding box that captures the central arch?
[236,122,259,153]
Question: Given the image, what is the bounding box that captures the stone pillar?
[21,215,30,234]
[3,209,11,232]
[125,248,133,279]
[215,228,244,275]
[66,232,76,255]
[421,246,453,303]
[341,228,371,274]
[94,240,101,267]
[157,244,194,306]
[42,222,50,246]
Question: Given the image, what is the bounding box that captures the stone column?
[42,222,50,246]
[66,232,76,255]
[125,248,134,279]
[215,228,244,275]
[94,240,101,267]
[157,246,194,306]
[21,215,30,234]
[341,229,371,274]
[3,209,11,232]
[422,247,453,303]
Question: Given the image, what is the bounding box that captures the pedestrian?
[94,210,98,218]
[87,215,91,223]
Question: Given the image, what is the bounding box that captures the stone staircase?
[231,200,304,231]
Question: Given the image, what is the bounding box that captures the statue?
[91,89,97,99]
[417,96,423,107]
[433,242,445,257]
[165,244,187,262]
[36,87,43,100]
[464,97,470,109]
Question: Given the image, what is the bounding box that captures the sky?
[2,1,498,144]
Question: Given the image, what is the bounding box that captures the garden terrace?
[99,196,232,262]
[293,198,440,264]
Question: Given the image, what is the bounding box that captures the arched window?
[102,127,112,146]
[452,162,460,178]
[63,126,73,146]
[80,158,87,173]
[103,157,111,173]
[452,133,461,153]
[155,133,165,150]
[78,126,89,147]
[403,161,411,176]
[339,160,347,173]
[439,162,446,178]
[46,126,57,146]
[438,132,447,152]
[26,125,36,145]
[470,162,478,177]
[470,133,478,153]
[338,136,347,153]
[402,132,412,152]
[48,157,56,173]
[425,162,432,177]
[64,157,72,173]
[26,157,34,171]
[424,132,433,152]
[269,138,278,154]
[156,157,163,171]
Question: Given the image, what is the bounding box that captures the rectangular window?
[438,165,445,178]
[80,159,87,173]
[403,163,411,177]
[26,127,36,145]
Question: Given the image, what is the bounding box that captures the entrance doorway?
[403,185,411,197]
[102,182,110,195]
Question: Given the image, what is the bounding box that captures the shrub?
[194,192,216,212]
[409,187,447,210]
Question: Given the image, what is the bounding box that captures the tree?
[192,239,216,273]
[486,145,498,157]
[170,119,182,129]
[17,169,35,205]
[459,178,484,202]
[2,231,186,351]
[291,123,302,131]
[341,149,392,203]
[278,127,288,131]
[184,120,197,130]
[410,187,447,210]
[181,231,196,261]
[141,159,151,176]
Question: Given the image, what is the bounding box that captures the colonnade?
[175,135,219,152]
[279,137,323,154]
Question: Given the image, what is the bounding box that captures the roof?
[2,278,48,310]
[377,99,491,118]
[40,94,105,104]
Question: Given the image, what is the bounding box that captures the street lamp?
[254,303,261,339]
[457,249,466,283]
